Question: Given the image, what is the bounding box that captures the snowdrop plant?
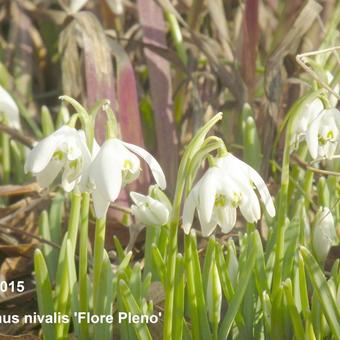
[25,92,340,340]
[183,153,275,236]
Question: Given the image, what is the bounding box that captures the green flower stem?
[93,217,106,310]
[1,132,10,184]
[163,113,223,339]
[68,193,82,254]
[79,192,90,340]
[144,225,159,278]
[185,136,225,195]
[59,95,93,151]
[165,12,187,66]
[165,10,188,123]
[272,91,321,293]
[56,192,81,339]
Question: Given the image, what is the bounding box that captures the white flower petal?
[218,206,236,234]
[89,139,123,202]
[198,168,218,225]
[147,198,169,225]
[198,210,217,237]
[92,188,110,219]
[312,207,336,262]
[240,192,261,223]
[0,85,20,129]
[36,159,64,188]
[306,111,323,159]
[182,189,197,234]
[25,134,60,173]
[130,191,148,205]
[226,153,275,217]
[122,141,166,190]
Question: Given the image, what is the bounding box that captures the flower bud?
[312,207,337,262]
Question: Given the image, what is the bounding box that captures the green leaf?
[283,279,305,340]
[38,210,55,281]
[41,105,55,137]
[34,249,56,340]
[300,246,340,339]
[66,240,80,338]
[118,280,152,340]
[151,243,166,284]
[173,253,185,339]
[188,233,212,340]
[94,250,113,339]
[218,232,257,338]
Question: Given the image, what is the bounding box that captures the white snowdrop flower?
[312,207,337,262]
[25,126,91,192]
[130,192,169,226]
[306,108,340,160]
[183,153,275,237]
[0,85,20,129]
[88,138,166,218]
[291,98,323,150]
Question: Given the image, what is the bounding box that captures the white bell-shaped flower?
[312,207,337,262]
[0,85,20,129]
[183,153,275,237]
[306,108,340,160]
[130,192,169,226]
[88,138,166,218]
[291,98,323,150]
[25,126,91,192]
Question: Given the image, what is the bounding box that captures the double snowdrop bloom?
[312,207,337,262]
[0,85,20,129]
[130,191,169,226]
[292,77,340,160]
[25,125,91,191]
[88,138,166,218]
[291,98,323,150]
[183,153,275,237]
[306,107,340,160]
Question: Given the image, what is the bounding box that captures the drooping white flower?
[0,85,20,129]
[25,125,91,192]
[88,138,166,218]
[312,207,337,262]
[130,191,169,226]
[306,108,340,160]
[183,153,275,237]
[291,98,323,150]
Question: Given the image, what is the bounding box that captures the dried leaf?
[0,184,40,197]
[241,0,260,96]
[109,39,150,189]
[137,0,179,192]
